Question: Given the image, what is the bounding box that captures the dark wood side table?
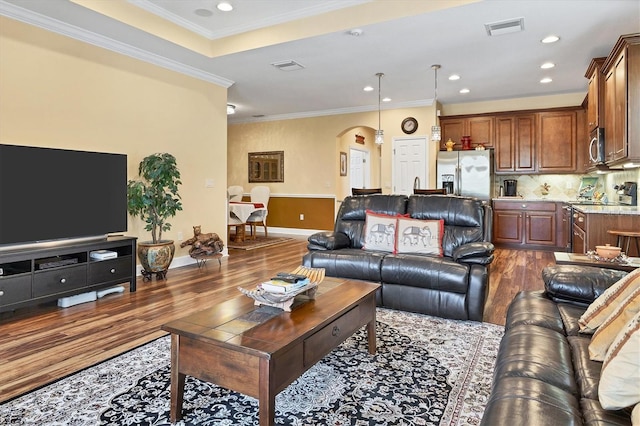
[554,252,640,272]
[161,278,380,425]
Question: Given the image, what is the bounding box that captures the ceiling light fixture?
[382,97,391,102]
[540,77,553,84]
[460,88,470,94]
[227,104,236,115]
[541,62,555,69]
[541,35,560,44]
[217,2,233,12]
[449,74,460,81]
[363,86,374,92]
[375,72,384,145]
[431,64,441,143]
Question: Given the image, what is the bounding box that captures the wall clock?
[401,117,418,134]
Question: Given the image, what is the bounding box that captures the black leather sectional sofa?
[302,194,494,321]
[481,265,632,426]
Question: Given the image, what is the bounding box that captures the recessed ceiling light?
[364,86,374,92]
[194,8,213,17]
[541,62,555,69]
[540,77,553,84]
[382,97,391,102]
[459,88,470,94]
[227,104,236,114]
[217,2,233,12]
[541,35,560,44]
[449,74,461,81]
[348,29,363,37]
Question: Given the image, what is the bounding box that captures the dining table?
[228,201,265,242]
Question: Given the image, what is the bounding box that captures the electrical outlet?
[299,214,304,221]
[177,231,184,241]
[205,178,214,188]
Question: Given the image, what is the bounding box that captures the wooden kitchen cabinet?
[585,57,607,132]
[493,200,559,249]
[495,114,536,173]
[537,111,578,173]
[571,208,640,256]
[440,116,494,150]
[603,34,640,166]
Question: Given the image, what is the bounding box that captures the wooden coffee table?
[161,277,380,425]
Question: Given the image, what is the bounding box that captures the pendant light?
[430,64,441,142]
[375,72,384,145]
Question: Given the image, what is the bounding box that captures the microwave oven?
[589,127,606,165]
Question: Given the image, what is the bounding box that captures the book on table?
[260,278,310,294]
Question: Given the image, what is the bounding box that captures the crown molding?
[228,98,435,124]
[0,0,234,88]
[130,0,369,40]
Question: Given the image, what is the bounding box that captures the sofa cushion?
[494,324,577,395]
[480,377,582,426]
[579,268,640,334]
[334,195,408,249]
[505,291,565,334]
[380,283,469,320]
[395,217,443,256]
[589,287,640,361]
[380,254,469,294]
[543,265,629,306]
[307,231,350,250]
[580,398,633,426]
[362,211,398,252]
[406,195,485,257]
[599,311,640,410]
[301,249,385,282]
[568,335,602,400]
[558,303,587,336]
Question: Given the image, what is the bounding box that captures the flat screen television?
[0,144,127,250]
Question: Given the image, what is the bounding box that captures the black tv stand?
[0,236,137,313]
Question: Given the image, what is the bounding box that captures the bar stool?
[607,230,640,257]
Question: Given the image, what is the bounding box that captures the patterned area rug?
[0,309,503,425]
[227,236,293,250]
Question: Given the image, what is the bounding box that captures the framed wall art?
[340,151,347,176]
[248,151,284,183]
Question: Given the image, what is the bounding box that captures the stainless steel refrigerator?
[436,150,493,200]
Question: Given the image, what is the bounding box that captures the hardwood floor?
[0,238,555,403]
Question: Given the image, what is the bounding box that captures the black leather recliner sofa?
[481,265,632,425]
[302,194,494,321]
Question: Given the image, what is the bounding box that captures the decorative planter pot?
[137,240,175,281]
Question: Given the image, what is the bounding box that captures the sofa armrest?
[542,265,628,305]
[452,242,495,265]
[307,231,351,251]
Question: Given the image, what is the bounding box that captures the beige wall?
[228,105,439,197]
[0,17,228,258]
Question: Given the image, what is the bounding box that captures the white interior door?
[392,137,427,195]
[349,148,370,189]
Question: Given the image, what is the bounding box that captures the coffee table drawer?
[303,305,362,367]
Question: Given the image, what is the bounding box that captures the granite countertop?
[491,197,640,216]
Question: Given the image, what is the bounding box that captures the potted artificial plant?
[127,152,182,280]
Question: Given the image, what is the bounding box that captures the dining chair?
[227,185,244,202]
[352,188,382,196]
[413,188,447,195]
[247,186,270,239]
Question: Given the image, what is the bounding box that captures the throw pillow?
[598,311,640,411]
[395,217,444,256]
[579,268,640,334]
[588,286,640,361]
[362,211,397,252]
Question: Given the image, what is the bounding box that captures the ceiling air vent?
[271,60,305,71]
[485,18,524,36]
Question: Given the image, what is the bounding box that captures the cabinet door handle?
[60,278,66,284]
[578,217,584,223]
[521,204,527,208]
[332,325,340,337]
[0,290,4,297]
[110,268,116,274]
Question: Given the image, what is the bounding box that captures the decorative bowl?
[595,244,622,259]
